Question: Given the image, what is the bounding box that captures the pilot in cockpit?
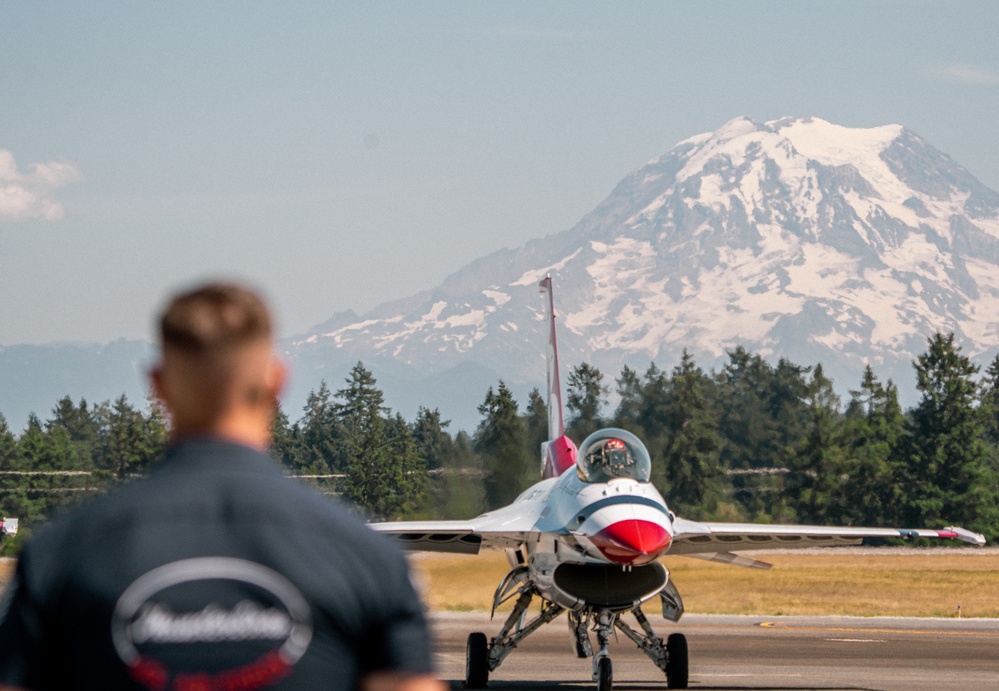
[577,428,652,483]
[589,437,635,478]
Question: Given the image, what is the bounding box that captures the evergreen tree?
[716,348,781,471]
[298,381,341,475]
[566,363,608,440]
[437,431,485,519]
[475,382,528,508]
[270,402,303,472]
[0,415,22,555]
[904,333,999,537]
[660,350,724,518]
[770,358,813,466]
[637,364,671,441]
[612,365,644,433]
[411,407,452,471]
[385,412,429,517]
[46,397,101,469]
[336,364,390,516]
[97,395,167,480]
[10,414,86,524]
[981,355,999,510]
[523,388,548,475]
[336,363,427,520]
[786,364,847,524]
[842,366,906,526]
[982,354,999,447]
[716,350,812,519]
[715,349,781,518]
[0,414,18,470]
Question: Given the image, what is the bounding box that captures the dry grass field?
[2,549,995,619]
[408,548,999,618]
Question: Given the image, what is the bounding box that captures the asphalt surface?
[429,611,999,690]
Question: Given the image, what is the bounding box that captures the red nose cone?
[592,519,672,565]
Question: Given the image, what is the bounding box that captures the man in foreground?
[0,282,444,691]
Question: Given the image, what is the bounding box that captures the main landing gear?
[463,588,688,690]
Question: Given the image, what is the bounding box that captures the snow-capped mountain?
[5,116,998,433]
[288,116,999,421]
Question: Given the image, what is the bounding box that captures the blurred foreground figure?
[0,282,443,691]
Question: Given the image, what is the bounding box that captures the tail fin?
[539,275,577,478]
[539,275,564,440]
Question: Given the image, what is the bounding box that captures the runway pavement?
[429,611,999,690]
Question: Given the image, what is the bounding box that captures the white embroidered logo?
[111,557,313,691]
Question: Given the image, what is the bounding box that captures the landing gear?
[568,611,593,658]
[590,610,615,688]
[465,632,489,689]
[612,607,688,689]
[465,584,565,688]
[596,656,612,691]
[467,584,687,689]
[665,632,689,689]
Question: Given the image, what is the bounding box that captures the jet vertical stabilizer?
[539,275,577,478]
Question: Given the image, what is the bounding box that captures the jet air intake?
[550,562,668,612]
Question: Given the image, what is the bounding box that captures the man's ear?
[149,365,167,405]
[265,357,288,403]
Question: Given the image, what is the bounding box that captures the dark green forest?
[3,332,999,556]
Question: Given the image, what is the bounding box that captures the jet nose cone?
[592,519,672,565]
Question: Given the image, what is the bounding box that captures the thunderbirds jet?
[373,276,986,691]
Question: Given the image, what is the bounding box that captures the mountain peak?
[772,116,904,160]
[672,116,908,200]
[278,115,999,428]
[5,117,998,433]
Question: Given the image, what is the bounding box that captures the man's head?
[151,282,286,448]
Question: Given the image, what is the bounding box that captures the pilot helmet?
[593,437,634,475]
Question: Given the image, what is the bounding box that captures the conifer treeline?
[3,332,998,555]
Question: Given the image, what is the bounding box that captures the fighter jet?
[373,276,986,691]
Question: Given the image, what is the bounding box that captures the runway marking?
[756,621,999,638]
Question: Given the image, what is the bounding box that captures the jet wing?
[670,517,985,555]
[371,500,549,554]
[370,520,539,554]
[370,520,487,554]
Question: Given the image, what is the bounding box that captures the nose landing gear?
[591,611,615,691]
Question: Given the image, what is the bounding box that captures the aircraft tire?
[666,632,689,689]
[465,631,489,688]
[597,656,613,691]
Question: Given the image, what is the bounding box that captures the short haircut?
[159,283,273,354]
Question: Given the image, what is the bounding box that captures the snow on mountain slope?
[8,116,997,433]
[289,116,999,416]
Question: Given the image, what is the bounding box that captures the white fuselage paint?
[493,469,676,611]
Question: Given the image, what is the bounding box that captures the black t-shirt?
[0,438,434,690]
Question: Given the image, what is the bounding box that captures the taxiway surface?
[429,612,999,690]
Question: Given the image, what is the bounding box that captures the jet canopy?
[576,428,652,483]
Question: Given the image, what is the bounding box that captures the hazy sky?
[2,1,997,345]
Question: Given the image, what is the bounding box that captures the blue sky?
[2,1,997,345]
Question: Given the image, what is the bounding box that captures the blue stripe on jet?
[568,495,672,531]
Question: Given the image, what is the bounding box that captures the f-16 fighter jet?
[374,276,985,691]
